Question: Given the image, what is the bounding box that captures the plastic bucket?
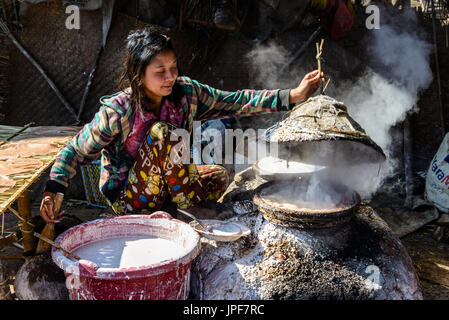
[51,212,201,300]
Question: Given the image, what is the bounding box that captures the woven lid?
[262,95,386,166]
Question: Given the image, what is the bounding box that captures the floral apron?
[111,121,229,214]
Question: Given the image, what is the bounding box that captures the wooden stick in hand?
[35,193,64,254]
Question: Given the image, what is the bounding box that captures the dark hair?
[118,27,177,113]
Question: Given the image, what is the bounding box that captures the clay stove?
[190,96,423,300]
[253,178,361,229]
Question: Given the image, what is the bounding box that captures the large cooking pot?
[253,178,361,229]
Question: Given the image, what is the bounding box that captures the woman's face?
[142,49,178,102]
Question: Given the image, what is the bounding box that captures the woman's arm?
[46,105,122,192]
[183,70,324,121]
[41,105,122,222]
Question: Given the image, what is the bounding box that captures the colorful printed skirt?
[111,121,229,215]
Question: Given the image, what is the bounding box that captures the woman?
[39,27,324,223]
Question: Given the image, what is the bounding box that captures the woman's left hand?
[289,70,326,104]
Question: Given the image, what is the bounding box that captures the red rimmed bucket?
[51,212,201,300]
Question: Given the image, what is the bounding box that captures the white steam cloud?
[245,41,303,89]
[337,9,433,156]
[243,8,433,200]
[334,8,433,195]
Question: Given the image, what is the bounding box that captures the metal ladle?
[177,209,251,242]
[177,208,211,231]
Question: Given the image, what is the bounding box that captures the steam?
[334,7,433,196]
[243,7,433,202]
[262,174,359,210]
[337,8,433,157]
[245,41,302,89]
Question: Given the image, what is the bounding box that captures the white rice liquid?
[73,236,187,269]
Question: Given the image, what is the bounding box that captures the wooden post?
[403,116,414,208]
[430,0,446,136]
[17,190,34,254]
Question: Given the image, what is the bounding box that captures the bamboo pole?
[35,192,63,254]
[17,190,34,254]
[0,122,34,146]
[77,44,103,123]
[430,0,446,137]
[0,19,77,121]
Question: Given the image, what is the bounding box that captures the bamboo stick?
[316,38,324,94]
[33,232,80,261]
[0,122,34,146]
[6,206,34,227]
[322,77,331,94]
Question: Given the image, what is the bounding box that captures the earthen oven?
[190,96,422,300]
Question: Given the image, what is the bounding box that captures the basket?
[80,160,108,208]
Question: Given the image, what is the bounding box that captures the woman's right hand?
[40,192,64,223]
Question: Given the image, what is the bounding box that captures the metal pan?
[253,156,328,181]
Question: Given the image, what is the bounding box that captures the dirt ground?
[0,199,448,300]
[401,227,449,300]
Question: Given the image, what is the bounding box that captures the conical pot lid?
[262,95,386,166]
